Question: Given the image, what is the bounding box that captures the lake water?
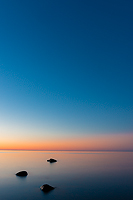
[0,151,133,200]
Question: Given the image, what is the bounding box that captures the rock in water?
[40,184,55,192]
[16,171,28,176]
[47,158,57,163]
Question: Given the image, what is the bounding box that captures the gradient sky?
[0,0,133,150]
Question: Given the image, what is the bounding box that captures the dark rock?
[40,184,55,193]
[47,158,57,163]
[16,171,28,176]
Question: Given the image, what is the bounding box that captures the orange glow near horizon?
[0,133,133,151]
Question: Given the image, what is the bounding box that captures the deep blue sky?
[0,0,133,149]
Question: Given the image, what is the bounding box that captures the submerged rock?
[40,184,55,193]
[16,171,28,176]
[47,158,57,163]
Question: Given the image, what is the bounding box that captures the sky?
[0,0,133,150]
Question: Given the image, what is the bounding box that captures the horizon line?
[0,149,133,152]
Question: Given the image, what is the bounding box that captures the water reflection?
[0,151,133,200]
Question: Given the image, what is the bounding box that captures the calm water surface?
[0,151,133,200]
